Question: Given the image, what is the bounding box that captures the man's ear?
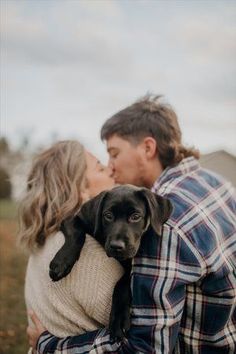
[142,137,157,159]
[137,188,172,236]
[77,191,108,238]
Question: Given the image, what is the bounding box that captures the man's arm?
[37,226,203,353]
[37,325,163,353]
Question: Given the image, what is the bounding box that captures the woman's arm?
[27,311,46,353]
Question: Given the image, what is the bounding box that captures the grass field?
[0,199,28,354]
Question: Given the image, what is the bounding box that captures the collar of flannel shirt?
[152,156,199,193]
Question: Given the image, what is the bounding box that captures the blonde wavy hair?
[18,140,86,252]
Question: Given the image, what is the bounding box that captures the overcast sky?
[1,0,236,163]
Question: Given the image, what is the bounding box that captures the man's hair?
[101,95,199,168]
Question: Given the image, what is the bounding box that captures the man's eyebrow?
[107,147,118,153]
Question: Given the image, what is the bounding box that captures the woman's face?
[84,151,115,199]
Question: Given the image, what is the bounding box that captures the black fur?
[49,185,172,339]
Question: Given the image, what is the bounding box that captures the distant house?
[200,150,236,187]
[10,156,32,200]
[0,150,32,200]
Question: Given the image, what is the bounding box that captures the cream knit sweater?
[25,231,124,337]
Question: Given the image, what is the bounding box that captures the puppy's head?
[78,185,172,260]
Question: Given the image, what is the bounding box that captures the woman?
[18,140,124,352]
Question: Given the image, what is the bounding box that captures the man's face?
[106,134,147,186]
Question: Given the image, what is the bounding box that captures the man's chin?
[114,176,122,184]
[114,175,128,185]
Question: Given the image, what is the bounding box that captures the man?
[31,95,236,353]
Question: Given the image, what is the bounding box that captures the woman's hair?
[18,140,86,251]
[101,95,199,168]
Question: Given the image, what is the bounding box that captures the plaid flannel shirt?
[37,157,236,353]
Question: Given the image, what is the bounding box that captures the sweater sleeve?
[71,236,124,327]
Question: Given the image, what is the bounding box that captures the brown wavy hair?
[101,95,199,168]
[18,140,86,251]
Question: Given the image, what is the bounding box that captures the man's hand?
[27,310,46,351]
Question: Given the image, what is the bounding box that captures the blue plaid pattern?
[37,157,236,353]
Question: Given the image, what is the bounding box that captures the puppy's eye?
[103,212,114,222]
[129,213,142,223]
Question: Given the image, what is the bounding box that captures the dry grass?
[0,201,28,354]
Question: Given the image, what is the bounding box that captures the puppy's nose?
[110,240,125,251]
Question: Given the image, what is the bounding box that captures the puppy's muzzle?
[107,240,126,259]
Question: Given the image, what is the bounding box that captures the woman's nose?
[108,158,115,170]
[106,164,113,177]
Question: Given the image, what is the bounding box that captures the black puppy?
[49,185,172,339]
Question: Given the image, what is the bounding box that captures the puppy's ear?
[77,191,108,239]
[137,189,172,236]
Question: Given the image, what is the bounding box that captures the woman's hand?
[27,310,46,351]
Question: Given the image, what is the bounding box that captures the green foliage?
[0,137,10,155]
[0,168,12,199]
[0,199,17,219]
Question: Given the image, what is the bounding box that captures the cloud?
[1,0,128,68]
[1,0,236,156]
